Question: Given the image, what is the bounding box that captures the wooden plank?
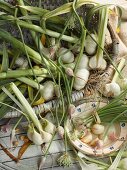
[0,140,67,162]
[3,151,77,170]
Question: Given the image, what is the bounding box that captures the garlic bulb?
[80,132,93,144]
[41,81,55,101]
[32,129,44,145]
[104,82,121,97]
[44,120,56,135]
[58,47,74,64]
[73,68,89,90]
[76,54,89,69]
[41,130,52,143]
[57,126,64,138]
[89,55,107,70]
[85,33,97,55]
[92,124,105,135]
[27,126,44,145]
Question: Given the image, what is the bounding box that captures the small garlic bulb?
[44,120,56,135]
[41,81,55,101]
[73,68,89,90]
[104,82,121,97]
[41,130,52,143]
[89,55,107,70]
[80,132,93,144]
[76,54,89,69]
[57,126,64,138]
[92,124,105,135]
[85,34,97,55]
[58,47,74,64]
[32,129,44,145]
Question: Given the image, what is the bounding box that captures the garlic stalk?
[10,82,43,132]
[89,7,108,70]
[104,58,125,97]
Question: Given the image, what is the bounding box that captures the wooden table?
[0,119,80,170]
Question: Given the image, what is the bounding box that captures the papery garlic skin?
[41,81,55,101]
[58,47,74,64]
[73,68,89,90]
[104,82,121,97]
[92,124,105,135]
[89,55,107,70]
[85,34,97,55]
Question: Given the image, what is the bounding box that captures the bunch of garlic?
[27,119,55,145]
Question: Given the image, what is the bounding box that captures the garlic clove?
[80,132,93,144]
[104,82,121,97]
[92,124,105,135]
[58,47,74,64]
[32,129,44,145]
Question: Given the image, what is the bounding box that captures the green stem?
[10,82,43,132]
[0,68,48,79]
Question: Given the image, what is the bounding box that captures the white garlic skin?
[85,34,97,55]
[27,125,33,141]
[105,82,121,97]
[41,81,55,101]
[92,124,105,135]
[58,47,74,64]
[73,68,89,90]
[89,55,107,70]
